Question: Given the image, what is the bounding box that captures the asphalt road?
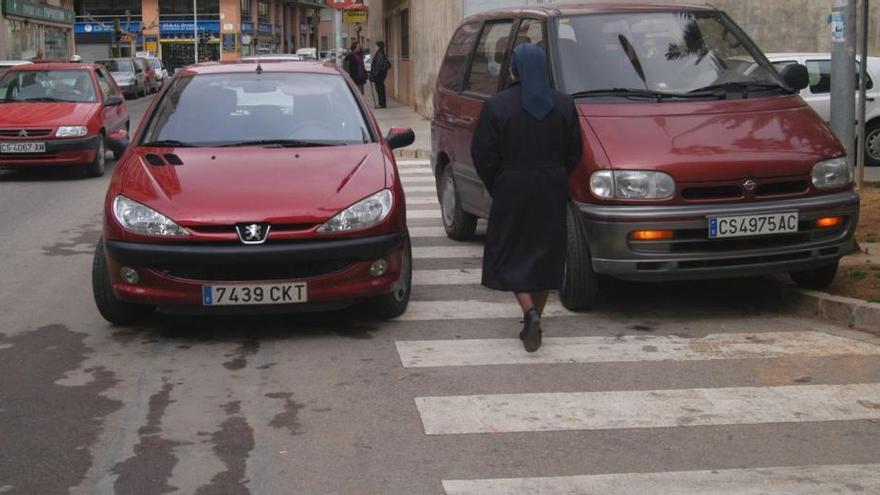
[1,95,880,495]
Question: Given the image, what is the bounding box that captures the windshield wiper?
[571,88,721,102]
[141,139,198,148]
[219,139,336,148]
[688,81,793,98]
[22,97,64,102]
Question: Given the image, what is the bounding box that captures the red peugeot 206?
[92,61,415,324]
[0,63,130,177]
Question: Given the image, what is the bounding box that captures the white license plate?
[708,212,799,239]
[1,142,46,153]
[202,283,308,306]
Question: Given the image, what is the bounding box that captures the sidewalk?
[371,98,432,158]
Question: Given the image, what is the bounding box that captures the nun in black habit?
[471,43,583,352]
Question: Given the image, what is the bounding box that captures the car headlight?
[317,190,394,233]
[590,170,676,200]
[55,126,88,138]
[113,196,189,236]
[812,157,852,189]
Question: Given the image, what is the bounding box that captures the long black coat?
[471,83,583,292]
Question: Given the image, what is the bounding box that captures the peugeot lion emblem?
[236,223,271,245]
[743,179,758,192]
[18,130,28,137]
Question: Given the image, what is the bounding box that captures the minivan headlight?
[812,157,852,189]
[55,126,88,138]
[113,196,189,236]
[590,170,676,199]
[318,190,394,233]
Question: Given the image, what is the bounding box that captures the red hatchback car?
[92,61,415,324]
[432,4,859,309]
[0,63,130,177]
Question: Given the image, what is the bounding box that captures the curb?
[783,286,880,336]
[394,149,431,159]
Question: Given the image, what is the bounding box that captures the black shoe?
[520,309,542,353]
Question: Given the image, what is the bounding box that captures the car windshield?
[555,11,785,96]
[99,60,134,73]
[141,72,371,147]
[0,69,97,103]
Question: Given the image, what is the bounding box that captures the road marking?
[408,209,443,219]
[396,159,431,166]
[399,168,433,175]
[403,185,438,194]
[396,301,574,321]
[402,176,436,184]
[396,331,880,368]
[415,383,880,435]
[413,269,483,286]
[408,226,449,238]
[413,245,482,259]
[442,464,880,495]
[406,196,440,205]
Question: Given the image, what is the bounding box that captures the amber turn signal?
[814,216,844,228]
[629,230,674,241]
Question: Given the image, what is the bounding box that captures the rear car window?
[99,59,134,73]
[806,59,873,93]
[142,72,371,146]
[465,20,514,96]
[438,22,480,92]
[0,69,97,103]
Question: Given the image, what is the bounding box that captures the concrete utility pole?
[830,0,856,167]
[193,0,199,64]
[856,0,870,190]
[334,8,344,68]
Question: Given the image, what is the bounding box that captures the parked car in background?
[0,60,32,73]
[0,63,130,177]
[432,4,859,309]
[96,58,148,98]
[295,48,318,60]
[134,58,158,94]
[764,53,880,167]
[92,60,416,324]
[138,56,167,90]
[241,54,303,62]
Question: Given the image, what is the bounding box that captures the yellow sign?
[145,41,158,53]
[343,10,367,24]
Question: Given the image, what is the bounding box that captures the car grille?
[629,219,848,254]
[680,179,810,202]
[186,224,319,235]
[153,259,353,282]
[0,129,53,138]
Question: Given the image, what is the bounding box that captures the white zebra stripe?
[408,226,449,238]
[408,209,443,219]
[395,301,573,321]
[442,464,880,495]
[396,159,431,166]
[412,245,482,259]
[399,168,433,175]
[406,196,440,205]
[415,383,880,435]
[412,269,483,286]
[396,331,880,368]
[401,176,437,184]
[403,185,438,193]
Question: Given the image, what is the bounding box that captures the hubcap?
[441,175,456,226]
[867,128,880,161]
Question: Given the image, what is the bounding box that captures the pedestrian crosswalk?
[393,158,880,494]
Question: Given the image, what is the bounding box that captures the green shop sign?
[2,0,75,25]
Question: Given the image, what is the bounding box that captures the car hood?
[580,96,844,182]
[0,102,97,128]
[117,144,389,226]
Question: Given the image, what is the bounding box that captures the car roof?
[176,60,341,76]
[6,63,95,71]
[464,2,715,22]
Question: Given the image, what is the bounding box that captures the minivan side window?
[464,20,514,96]
[438,22,480,92]
[806,59,874,94]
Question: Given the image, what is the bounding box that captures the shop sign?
[342,10,367,24]
[2,0,74,24]
[159,20,220,34]
[76,21,142,34]
[258,23,273,34]
[256,34,274,44]
[144,41,158,53]
[222,33,236,52]
[241,21,254,33]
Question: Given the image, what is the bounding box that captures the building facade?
[0,0,76,61]
[370,0,880,118]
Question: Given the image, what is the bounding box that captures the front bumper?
[577,190,859,281]
[0,135,100,166]
[104,233,407,307]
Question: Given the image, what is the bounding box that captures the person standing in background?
[344,41,368,94]
[371,41,391,108]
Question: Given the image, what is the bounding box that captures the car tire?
[370,238,412,319]
[439,165,477,241]
[560,203,600,311]
[92,239,154,325]
[866,120,880,167]
[790,261,839,290]
[84,136,106,178]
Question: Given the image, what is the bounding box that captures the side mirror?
[104,94,124,107]
[386,126,415,150]
[107,129,130,157]
[780,63,809,91]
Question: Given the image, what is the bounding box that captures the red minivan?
[92,61,415,324]
[432,4,859,309]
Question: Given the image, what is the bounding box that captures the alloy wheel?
[867,128,880,161]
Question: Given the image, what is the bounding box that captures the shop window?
[76,0,142,17]
[400,9,409,59]
[321,36,328,51]
[158,0,219,15]
[438,22,479,92]
[241,0,251,17]
[464,20,513,96]
[258,1,270,22]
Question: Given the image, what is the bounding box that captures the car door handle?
[867,97,875,102]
